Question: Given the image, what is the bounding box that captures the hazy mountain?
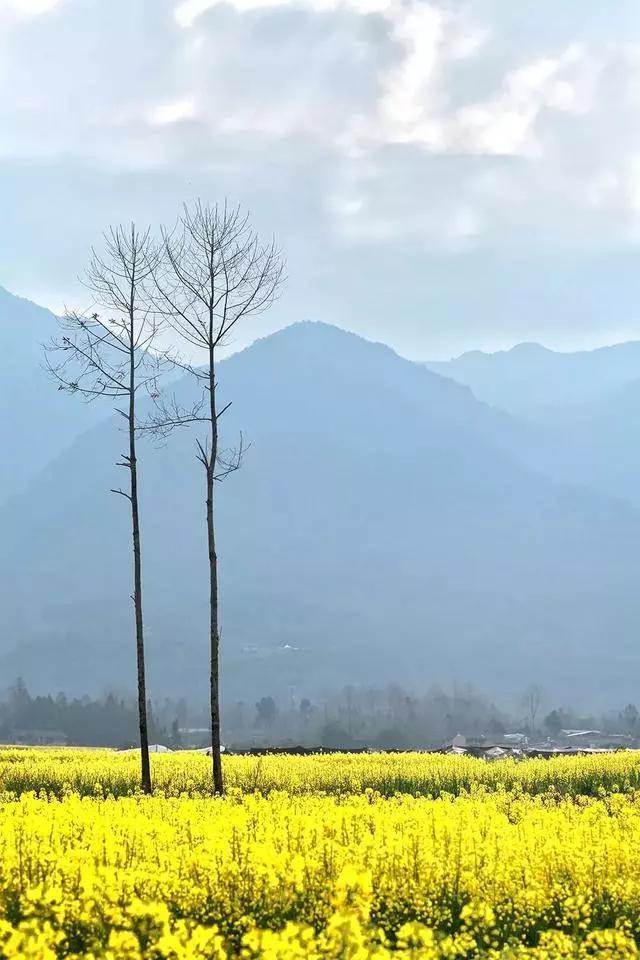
[427,339,640,508]
[427,340,640,418]
[2,319,640,707]
[513,377,640,508]
[0,286,106,503]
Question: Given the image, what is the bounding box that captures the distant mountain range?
[426,340,640,418]
[3,286,640,707]
[427,342,640,506]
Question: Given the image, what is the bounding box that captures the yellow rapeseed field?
[1,751,640,957]
[1,748,640,798]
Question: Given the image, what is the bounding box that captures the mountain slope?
[427,338,640,508]
[427,340,640,418]
[0,285,107,504]
[513,376,640,507]
[1,321,639,707]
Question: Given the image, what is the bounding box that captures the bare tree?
[521,684,544,735]
[148,200,283,793]
[45,224,164,794]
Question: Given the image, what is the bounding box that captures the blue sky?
[1,0,639,358]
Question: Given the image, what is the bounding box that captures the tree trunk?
[129,347,152,795]
[208,345,224,794]
[206,463,224,793]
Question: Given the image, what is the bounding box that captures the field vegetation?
[0,751,639,956]
[1,748,640,799]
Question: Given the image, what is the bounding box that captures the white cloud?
[0,0,61,15]
[454,44,597,156]
[174,0,374,25]
[2,0,640,356]
[175,0,214,25]
[148,98,196,126]
[175,0,389,24]
[377,3,446,144]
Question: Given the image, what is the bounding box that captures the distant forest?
[3,679,640,750]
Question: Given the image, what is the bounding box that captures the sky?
[1,0,640,359]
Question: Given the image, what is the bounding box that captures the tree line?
[0,679,165,748]
[45,202,283,793]
[203,686,640,749]
[7,678,640,751]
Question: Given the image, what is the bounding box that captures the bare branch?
[146,198,284,466]
[45,224,168,423]
[195,437,210,470]
[214,432,249,481]
[139,390,208,438]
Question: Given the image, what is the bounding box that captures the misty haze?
[4,282,640,718]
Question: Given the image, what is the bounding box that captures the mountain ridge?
[434,338,640,364]
[2,301,640,706]
[426,336,640,418]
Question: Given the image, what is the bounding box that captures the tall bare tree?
[45,224,163,794]
[149,201,283,793]
[522,684,544,735]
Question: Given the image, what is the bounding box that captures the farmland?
[1,751,640,957]
[2,747,640,799]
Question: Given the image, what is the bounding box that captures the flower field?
[2,748,640,798]
[2,752,640,957]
